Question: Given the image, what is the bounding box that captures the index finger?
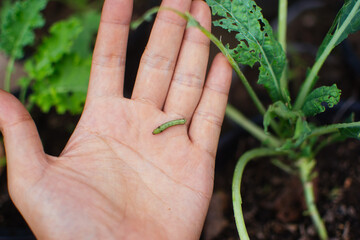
[87,0,133,99]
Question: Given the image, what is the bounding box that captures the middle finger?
[131,0,192,108]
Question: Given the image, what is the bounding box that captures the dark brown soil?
[0,0,359,239]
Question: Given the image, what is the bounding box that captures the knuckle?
[99,18,130,26]
[183,35,210,47]
[204,84,230,96]
[194,110,223,128]
[156,11,187,28]
[92,53,126,68]
[140,49,175,71]
[173,71,203,89]
[3,113,33,130]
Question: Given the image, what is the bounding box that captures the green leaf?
[22,17,90,114]
[25,17,83,80]
[294,0,360,111]
[30,54,91,114]
[58,0,90,10]
[339,125,360,140]
[293,118,311,145]
[302,84,341,117]
[316,0,360,60]
[0,0,47,59]
[206,0,287,102]
[263,101,298,133]
[277,119,313,152]
[0,0,12,25]
[72,11,101,58]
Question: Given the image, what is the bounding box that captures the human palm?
[0,0,231,239]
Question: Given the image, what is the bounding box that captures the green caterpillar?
[152,118,186,135]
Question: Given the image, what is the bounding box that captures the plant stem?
[130,6,160,30]
[4,56,15,92]
[278,0,288,53]
[226,104,282,148]
[233,148,287,240]
[278,0,289,104]
[298,157,328,240]
[294,0,360,110]
[4,2,41,93]
[308,121,360,138]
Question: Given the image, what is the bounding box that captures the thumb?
[0,90,46,191]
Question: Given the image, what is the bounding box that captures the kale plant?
[197,0,360,239]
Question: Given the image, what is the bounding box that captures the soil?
[0,0,359,239]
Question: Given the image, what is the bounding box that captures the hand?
[0,0,231,239]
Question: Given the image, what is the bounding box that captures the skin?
[0,0,232,239]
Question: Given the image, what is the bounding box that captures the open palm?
[0,0,231,239]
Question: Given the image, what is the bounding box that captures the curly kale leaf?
[25,18,83,80]
[206,0,287,102]
[23,17,91,114]
[71,11,101,58]
[0,0,47,59]
[0,0,12,25]
[29,54,91,114]
[302,84,341,117]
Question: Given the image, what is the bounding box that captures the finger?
[87,0,133,98]
[0,90,47,192]
[189,54,232,158]
[164,1,211,120]
[131,0,192,108]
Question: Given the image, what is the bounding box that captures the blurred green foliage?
[0,0,101,114]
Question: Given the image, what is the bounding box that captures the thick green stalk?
[294,0,360,110]
[298,157,328,240]
[278,0,288,103]
[308,121,360,138]
[278,0,287,53]
[233,148,287,240]
[226,105,281,148]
